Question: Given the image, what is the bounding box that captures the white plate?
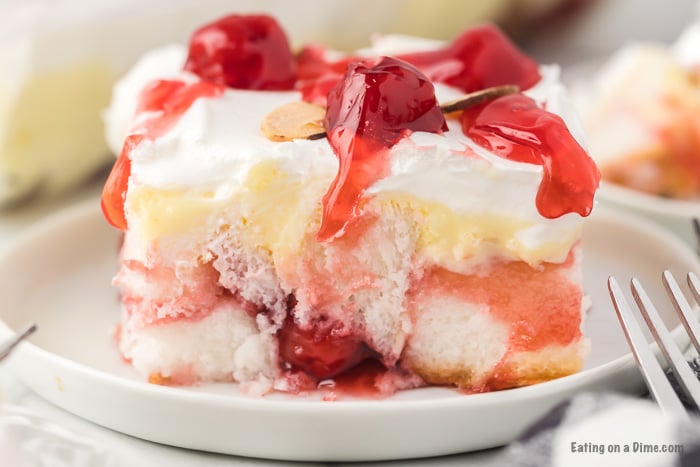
[596,181,700,247]
[1,200,699,462]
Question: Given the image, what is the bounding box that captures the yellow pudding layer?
[127,160,578,268]
[127,159,328,260]
[383,194,580,267]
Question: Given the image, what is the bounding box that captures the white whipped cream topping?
[131,90,339,195]
[105,39,589,261]
[104,45,190,155]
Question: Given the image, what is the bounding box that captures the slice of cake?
[101,14,599,396]
[574,21,700,199]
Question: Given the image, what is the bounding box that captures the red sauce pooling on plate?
[319,56,446,240]
[297,24,540,105]
[460,93,600,218]
[319,360,388,399]
[101,80,224,230]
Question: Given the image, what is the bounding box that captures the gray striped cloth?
[494,392,700,466]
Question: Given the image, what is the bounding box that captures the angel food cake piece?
[575,22,700,199]
[101,14,600,395]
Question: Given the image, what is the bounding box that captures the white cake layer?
[404,296,509,383]
[120,300,277,395]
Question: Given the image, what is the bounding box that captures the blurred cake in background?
[0,0,235,206]
[573,18,700,199]
[0,0,573,207]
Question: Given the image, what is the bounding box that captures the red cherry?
[326,57,447,148]
[318,56,447,241]
[183,14,296,90]
[278,316,368,379]
[399,24,541,93]
[460,93,600,218]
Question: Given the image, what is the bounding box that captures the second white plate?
[1,200,699,462]
[597,181,700,247]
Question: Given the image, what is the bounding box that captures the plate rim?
[598,181,700,218]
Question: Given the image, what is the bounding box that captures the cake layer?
[115,193,587,393]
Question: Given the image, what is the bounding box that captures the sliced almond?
[261,101,326,142]
[439,84,520,115]
[262,85,520,142]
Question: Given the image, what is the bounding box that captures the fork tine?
[685,271,700,345]
[663,270,700,353]
[687,271,700,302]
[631,277,700,410]
[608,277,688,417]
[0,323,37,361]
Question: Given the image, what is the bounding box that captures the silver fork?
[0,323,37,362]
[608,271,700,420]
